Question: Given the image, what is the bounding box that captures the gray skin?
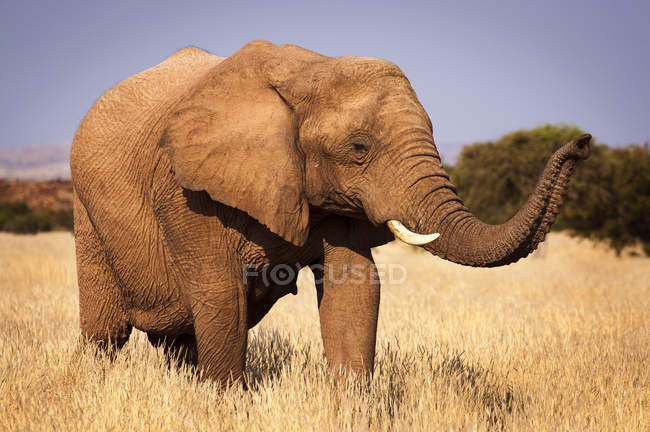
[70,40,591,386]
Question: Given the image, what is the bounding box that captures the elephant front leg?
[313,244,380,378]
[188,277,248,387]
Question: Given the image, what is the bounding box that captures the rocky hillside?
[0,179,73,213]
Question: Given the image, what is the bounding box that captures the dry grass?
[0,232,648,431]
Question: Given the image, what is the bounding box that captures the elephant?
[70,40,591,386]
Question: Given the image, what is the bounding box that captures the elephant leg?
[74,195,132,353]
[189,275,248,387]
[147,333,198,367]
[312,243,380,378]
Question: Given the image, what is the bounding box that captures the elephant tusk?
[387,220,440,246]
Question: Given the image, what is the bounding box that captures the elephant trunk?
[396,134,591,267]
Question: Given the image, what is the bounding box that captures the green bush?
[0,201,73,234]
[49,209,75,231]
[0,201,51,233]
[561,144,650,254]
[450,124,650,255]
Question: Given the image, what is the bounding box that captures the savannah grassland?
[0,232,647,431]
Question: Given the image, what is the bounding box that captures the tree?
[561,142,650,255]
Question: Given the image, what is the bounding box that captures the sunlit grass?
[0,232,648,430]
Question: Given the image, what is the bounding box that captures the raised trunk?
[411,134,591,267]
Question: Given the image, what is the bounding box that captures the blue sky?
[1,0,648,162]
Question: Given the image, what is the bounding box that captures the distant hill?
[0,143,70,180]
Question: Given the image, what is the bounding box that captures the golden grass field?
[0,232,648,431]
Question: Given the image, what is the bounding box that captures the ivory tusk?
[387,220,440,246]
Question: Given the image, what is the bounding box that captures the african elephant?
[70,40,590,386]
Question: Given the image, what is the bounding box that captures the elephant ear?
[161,52,309,246]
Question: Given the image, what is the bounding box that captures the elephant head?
[163,40,590,266]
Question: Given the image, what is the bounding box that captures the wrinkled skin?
[71,41,590,386]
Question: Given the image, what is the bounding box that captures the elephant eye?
[347,137,371,164]
[351,141,369,161]
[353,142,367,152]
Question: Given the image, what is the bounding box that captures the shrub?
[0,200,73,234]
[0,201,52,233]
[561,143,650,254]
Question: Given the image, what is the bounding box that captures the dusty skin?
[0,232,647,430]
[70,41,592,383]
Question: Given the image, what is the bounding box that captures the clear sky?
[1,0,648,162]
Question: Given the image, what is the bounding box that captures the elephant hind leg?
[147,333,198,367]
[74,194,132,353]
